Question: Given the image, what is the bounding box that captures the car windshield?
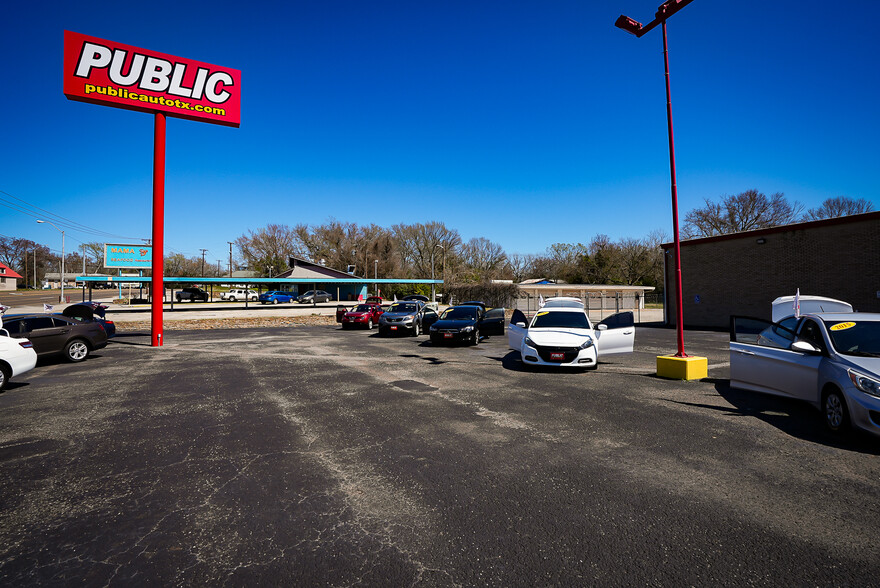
[531,310,590,329]
[302,291,314,296]
[441,307,478,320]
[823,319,880,357]
[354,305,372,312]
[388,303,417,313]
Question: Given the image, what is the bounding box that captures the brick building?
[661,211,880,329]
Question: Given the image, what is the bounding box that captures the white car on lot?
[221,289,258,302]
[0,327,38,391]
[508,297,635,370]
[730,297,880,437]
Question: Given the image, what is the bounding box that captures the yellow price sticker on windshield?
[830,322,855,331]
[536,311,549,316]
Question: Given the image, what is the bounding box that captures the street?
[0,325,878,586]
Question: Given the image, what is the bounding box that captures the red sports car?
[341,304,384,329]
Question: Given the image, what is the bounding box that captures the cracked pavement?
[1,325,879,586]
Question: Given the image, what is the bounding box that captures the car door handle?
[623,330,634,335]
[735,349,756,355]
[59,329,70,334]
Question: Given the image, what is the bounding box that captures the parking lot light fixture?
[616,0,707,379]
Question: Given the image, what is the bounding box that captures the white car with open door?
[730,305,880,437]
[508,297,635,370]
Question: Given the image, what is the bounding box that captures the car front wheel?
[273,299,279,305]
[229,296,236,302]
[0,365,9,391]
[412,322,420,336]
[823,389,850,434]
[367,318,373,329]
[65,339,90,363]
[471,328,480,346]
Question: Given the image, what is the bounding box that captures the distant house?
[0,262,23,291]
[276,256,367,301]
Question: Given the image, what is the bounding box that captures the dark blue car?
[259,291,298,304]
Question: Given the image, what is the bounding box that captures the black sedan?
[2,313,108,362]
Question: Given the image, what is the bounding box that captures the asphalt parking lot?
[1,324,879,586]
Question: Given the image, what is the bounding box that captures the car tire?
[273,299,279,305]
[367,318,373,330]
[64,339,90,363]
[472,328,480,346]
[823,388,850,434]
[412,322,420,336]
[0,364,10,391]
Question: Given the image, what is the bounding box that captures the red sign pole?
[151,112,166,346]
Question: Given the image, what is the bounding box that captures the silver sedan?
[730,312,880,437]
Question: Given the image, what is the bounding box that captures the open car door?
[595,312,635,356]
[508,309,528,350]
[480,307,506,336]
[729,316,820,400]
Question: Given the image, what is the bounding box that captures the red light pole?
[616,0,694,358]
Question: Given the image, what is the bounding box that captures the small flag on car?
[0,304,10,315]
[794,289,800,318]
[43,303,54,312]
[539,295,545,307]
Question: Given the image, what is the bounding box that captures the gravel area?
[117,314,337,331]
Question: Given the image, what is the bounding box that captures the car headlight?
[404,315,415,323]
[579,336,594,350]
[461,325,474,333]
[849,370,880,398]
[524,336,536,348]
[430,325,438,332]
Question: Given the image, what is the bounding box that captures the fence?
[512,291,663,324]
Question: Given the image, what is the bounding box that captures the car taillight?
[19,341,34,349]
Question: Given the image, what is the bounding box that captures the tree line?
[2,194,871,292]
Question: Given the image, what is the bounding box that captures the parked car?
[299,290,332,304]
[1,313,108,362]
[508,297,634,370]
[61,302,116,338]
[221,289,258,302]
[365,296,383,305]
[429,305,485,345]
[402,294,429,303]
[730,304,880,437]
[378,301,439,336]
[341,304,385,330]
[259,290,297,304]
[176,287,209,302]
[0,327,37,390]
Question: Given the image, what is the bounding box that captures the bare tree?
[804,196,874,220]
[391,222,461,279]
[459,237,507,282]
[683,190,803,238]
[236,224,302,277]
[506,253,535,283]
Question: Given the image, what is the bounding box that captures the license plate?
[390,326,397,330]
[550,352,565,361]
[444,333,454,338]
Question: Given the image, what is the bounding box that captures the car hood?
[344,311,371,318]
[836,355,880,377]
[526,329,593,347]
[382,312,416,319]
[433,319,477,330]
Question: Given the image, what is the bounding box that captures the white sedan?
[730,311,880,437]
[508,297,635,370]
[0,332,38,391]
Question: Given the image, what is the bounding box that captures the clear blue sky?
[2,0,878,266]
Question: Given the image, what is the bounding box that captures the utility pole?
[217,260,222,277]
[200,248,208,277]
[227,241,234,279]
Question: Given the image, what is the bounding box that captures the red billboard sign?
[63,31,240,127]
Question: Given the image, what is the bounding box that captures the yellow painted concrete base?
[656,355,708,380]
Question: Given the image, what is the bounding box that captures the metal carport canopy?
[75,277,442,285]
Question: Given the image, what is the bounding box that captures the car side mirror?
[515,322,526,328]
[791,340,821,354]
[597,324,608,331]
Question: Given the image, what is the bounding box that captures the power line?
[0,189,146,241]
